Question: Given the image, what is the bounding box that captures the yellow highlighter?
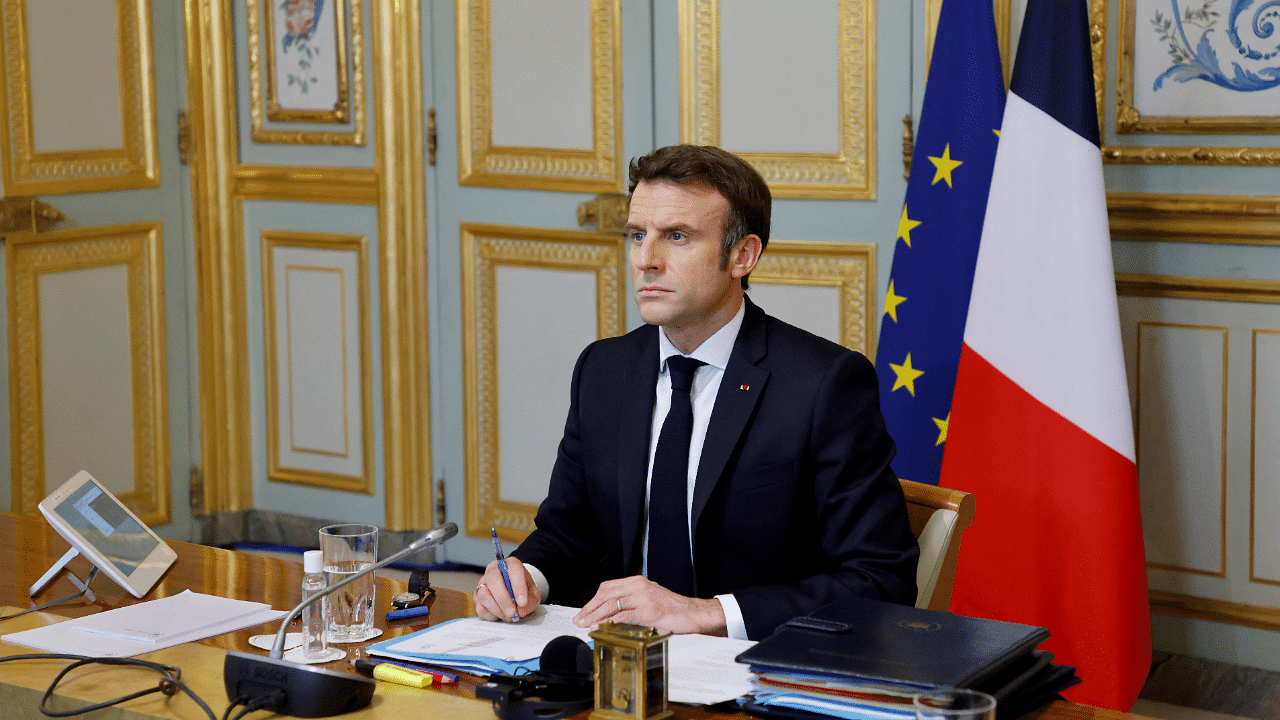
[352,659,434,688]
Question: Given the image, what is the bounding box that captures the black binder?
[735,597,1050,691]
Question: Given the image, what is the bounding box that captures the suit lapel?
[617,327,659,575]
[690,299,770,533]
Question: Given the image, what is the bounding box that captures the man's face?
[626,179,756,352]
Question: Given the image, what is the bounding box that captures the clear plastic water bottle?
[301,549,329,660]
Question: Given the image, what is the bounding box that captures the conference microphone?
[223,522,459,717]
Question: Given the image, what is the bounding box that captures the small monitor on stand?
[33,470,177,599]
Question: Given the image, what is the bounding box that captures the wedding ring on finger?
[615,598,623,612]
[477,583,487,593]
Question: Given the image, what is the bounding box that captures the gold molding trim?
[6,222,170,526]
[373,0,432,530]
[460,223,626,542]
[1116,0,1280,134]
[456,0,624,192]
[1109,193,1280,246]
[1253,329,1280,588]
[186,0,253,513]
[925,0,1011,86]
[1091,0,1106,133]
[750,239,875,356]
[235,165,379,204]
[1116,273,1280,304]
[1131,319,1228,578]
[1103,146,1280,165]
[678,0,875,200]
[577,193,629,234]
[1150,590,1280,633]
[0,0,159,193]
[246,0,367,145]
[0,197,63,233]
[261,230,374,494]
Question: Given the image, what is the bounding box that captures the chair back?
[900,478,975,612]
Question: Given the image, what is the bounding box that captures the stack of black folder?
[734,597,1080,720]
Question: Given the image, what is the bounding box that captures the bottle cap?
[304,549,324,573]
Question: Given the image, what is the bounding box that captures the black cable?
[0,653,216,720]
[221,695,249,720]
[0,568,100,621]
[226,690,286,720]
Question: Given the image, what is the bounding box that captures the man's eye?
[670,232,685,242]
[628,232,644,243]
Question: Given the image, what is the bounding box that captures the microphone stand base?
[224,649,375,717]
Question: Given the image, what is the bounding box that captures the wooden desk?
[0,512,486,719]
[0,513,1143,720]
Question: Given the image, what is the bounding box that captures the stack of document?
[368,604,758,706]
[1,590,287,657]
[745,671,922,720]
[733,597,1079,720]
[369,604,592,675]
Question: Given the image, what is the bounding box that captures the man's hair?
[628,145,771,289]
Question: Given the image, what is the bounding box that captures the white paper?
[70,590,274,643]
[667,633,756,705]
[1,593,287,658]
[380,604,592,661]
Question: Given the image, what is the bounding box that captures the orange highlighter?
[351,659,433,688]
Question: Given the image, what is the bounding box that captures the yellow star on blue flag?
[929,144,963,187]
[897,206,922,247]
[889,353,925,396]
[884,280,907,324]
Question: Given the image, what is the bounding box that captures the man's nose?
[632,237,661,269]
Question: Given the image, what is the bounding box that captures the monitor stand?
[30,547,99,604]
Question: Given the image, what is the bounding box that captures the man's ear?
[729,235,763,280]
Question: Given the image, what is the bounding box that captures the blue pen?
[385,604,432,621]
[491,527,521,622]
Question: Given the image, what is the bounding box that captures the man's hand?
[474,557,541,622]
[573,576,727,635]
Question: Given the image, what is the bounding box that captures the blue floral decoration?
[1152,0,1280,91]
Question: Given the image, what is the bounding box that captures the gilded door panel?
[2,0,192,540]
[0,0,159,193]
[7,223,169,526]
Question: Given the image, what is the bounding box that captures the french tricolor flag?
[940,0,1151,710]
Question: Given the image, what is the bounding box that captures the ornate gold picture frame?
[456,0,625,192]
[460,224,627,542]
[0,0,158,194]
[751,239,876,356]
[1091,0,1280,164]
[678,0,875,199]
[1117,0,1280,135]
[246,0,367,145]
[7,222,170,526]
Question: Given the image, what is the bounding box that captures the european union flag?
[874,0,1005,485]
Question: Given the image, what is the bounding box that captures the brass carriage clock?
[588,622,672,720]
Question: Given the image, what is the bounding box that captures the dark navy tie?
[647,355,706,597]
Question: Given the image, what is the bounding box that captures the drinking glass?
[319,523,378,642]
[913,688,996,720]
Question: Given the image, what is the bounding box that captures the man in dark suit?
[474,145,918,640]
